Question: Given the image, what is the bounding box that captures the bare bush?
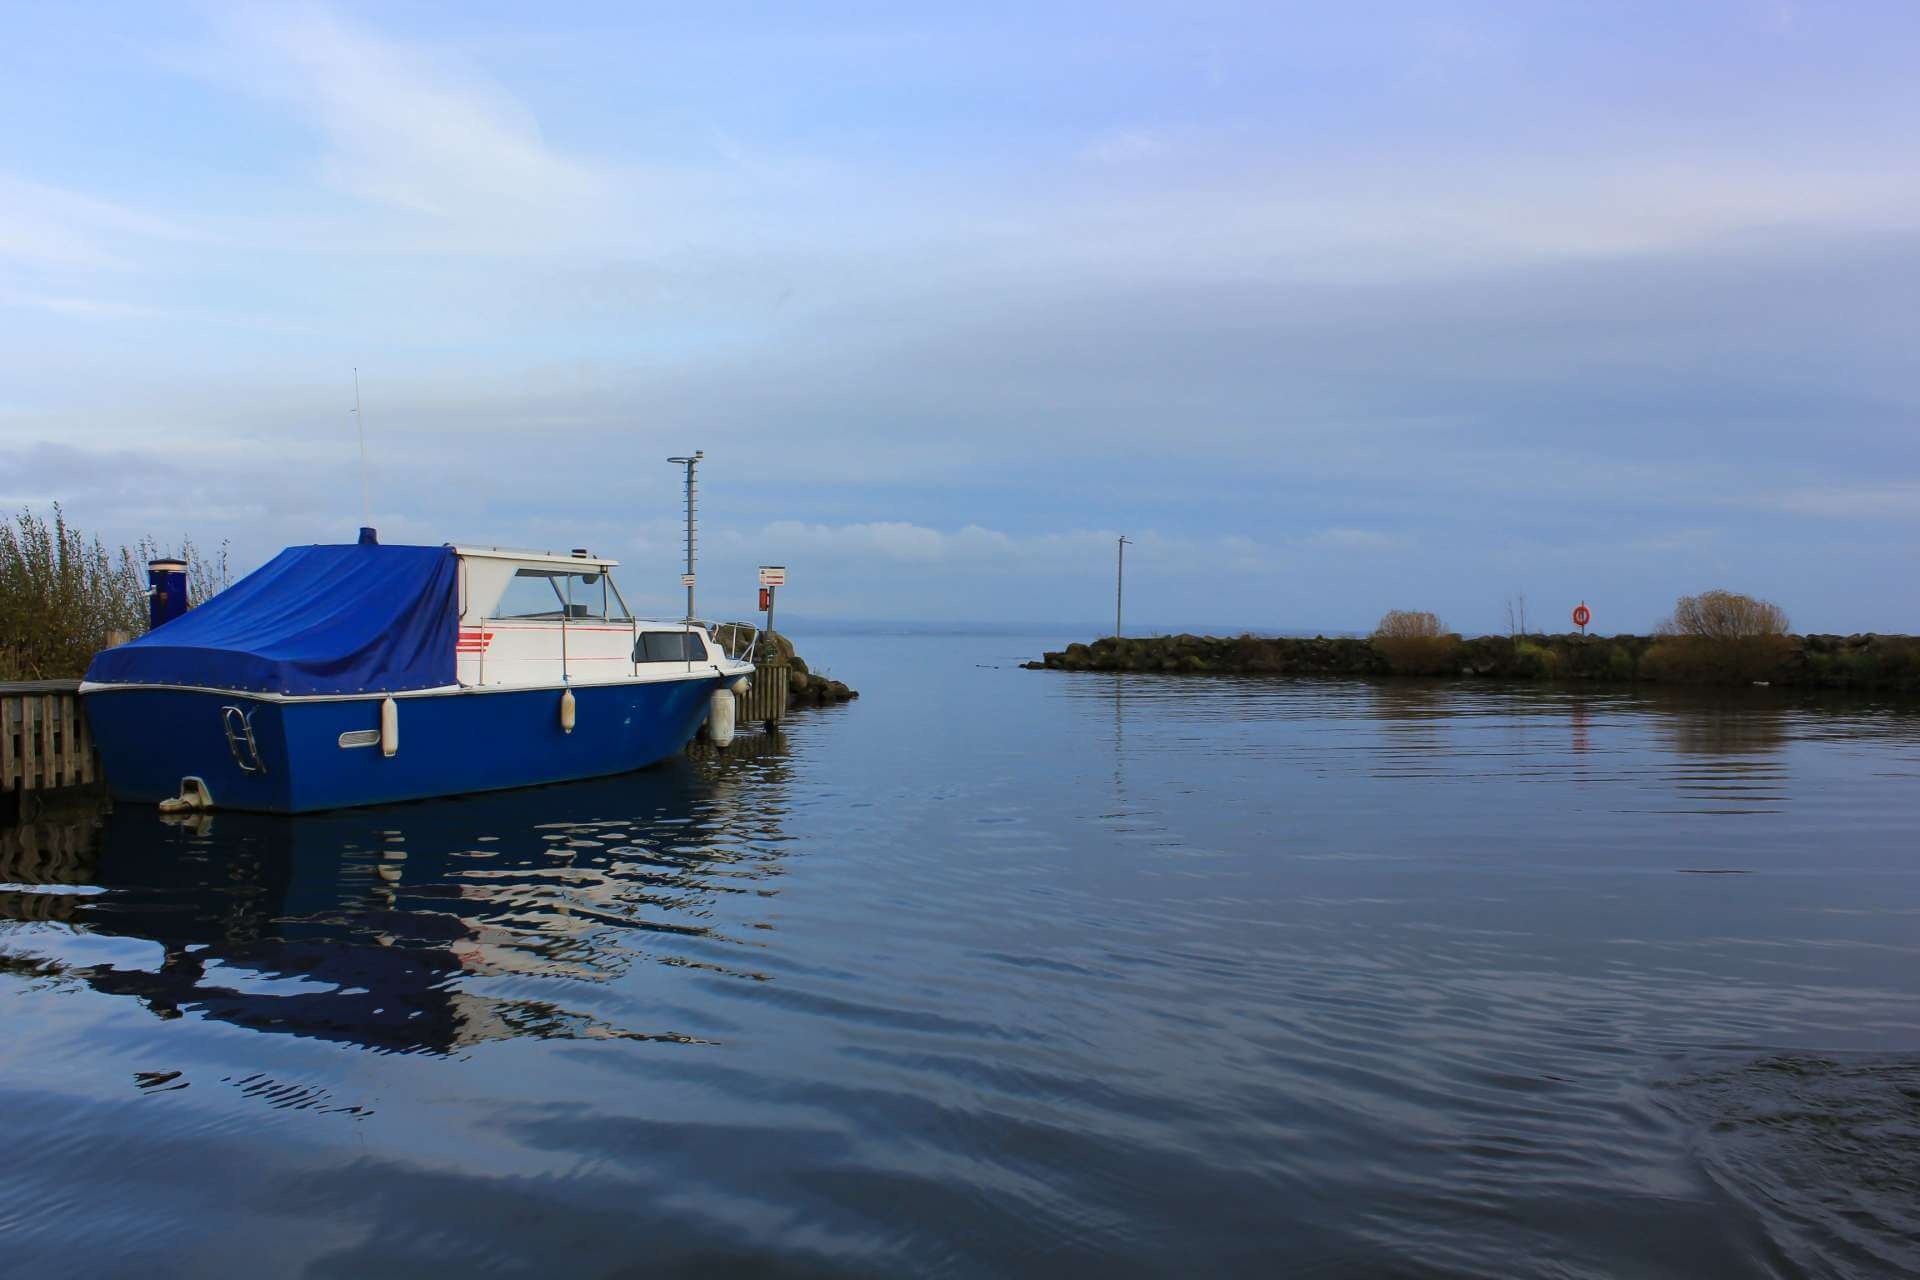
[1504,593,1528,638]
[1660,590,1789,639]
[1374,610,1445,639]
[1371,609,1458,675]
[1644,590,1792,684]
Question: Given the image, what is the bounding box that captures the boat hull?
[80,678,724,813]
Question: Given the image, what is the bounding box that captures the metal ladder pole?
[686,456,697,623]
[668,450,703,624]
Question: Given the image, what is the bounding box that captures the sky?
[2,0,1916,634]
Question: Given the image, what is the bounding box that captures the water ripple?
[1,640,1918,1275]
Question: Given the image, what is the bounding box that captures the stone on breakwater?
[1023,632,1920,692]
[760,631,858,707]
[712,625,859,707]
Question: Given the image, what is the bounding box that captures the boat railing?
[698,620,759,665]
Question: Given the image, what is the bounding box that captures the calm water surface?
[4,633,1919,1277]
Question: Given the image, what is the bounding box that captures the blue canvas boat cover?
[86,544,458,695]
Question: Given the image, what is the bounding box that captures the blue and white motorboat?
[80,537,756,813]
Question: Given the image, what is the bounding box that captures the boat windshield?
[492,567,631,621]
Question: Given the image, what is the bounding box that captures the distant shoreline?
[1025,632,1920,693]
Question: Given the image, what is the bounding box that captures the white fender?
[380,697,399,757]
[707,686,736,748]
[560,687,576,734]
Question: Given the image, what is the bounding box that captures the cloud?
[5,2,1920,631]
[177,5,622,250]
[0,288,161,319]
[0,175,205,271]
[1081,129,1173,166]
[1304,528,1408,552]
[722,521,1277,576]
[1740,483,1920,520]
[747,520,1004,564]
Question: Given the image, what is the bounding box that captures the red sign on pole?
[1572,602,1591,635]
[759,587,771,611]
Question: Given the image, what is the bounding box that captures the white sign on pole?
[680,574,696,587]
[758,566,787,587]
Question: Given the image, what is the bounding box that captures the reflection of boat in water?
[81,538,756,813]
[0,751,793,1054]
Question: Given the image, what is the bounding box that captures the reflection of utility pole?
[1115,535,1131,638]
[667,451,703,621]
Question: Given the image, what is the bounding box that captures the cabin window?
[634,630,706,663]
[492,567,629,620]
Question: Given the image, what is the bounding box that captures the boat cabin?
[454,546,725,689]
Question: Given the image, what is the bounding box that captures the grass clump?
[1604,647,1637,681]
[1371,609,1460,675]
[0,506,232,680]
[1512,640,1563,678]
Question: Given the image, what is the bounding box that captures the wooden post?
[57,696,73,786]
[1,694,16,793]
[47,695,62,788]
[21,694,38,792]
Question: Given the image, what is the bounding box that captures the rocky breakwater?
[762,632,858,707]
[1026,632,1920,692]
[711,626,858,708]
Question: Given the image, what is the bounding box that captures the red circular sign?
[1572,603,1591,627]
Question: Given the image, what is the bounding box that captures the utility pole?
[350,368,371,532]
[667,451,703,621]
[1115,535,1130,638]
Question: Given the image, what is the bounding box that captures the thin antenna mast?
[351,368,371,531]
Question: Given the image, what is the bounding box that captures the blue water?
[4,632,1919,1277]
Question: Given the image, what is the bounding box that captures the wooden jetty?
[2,681,98,819]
